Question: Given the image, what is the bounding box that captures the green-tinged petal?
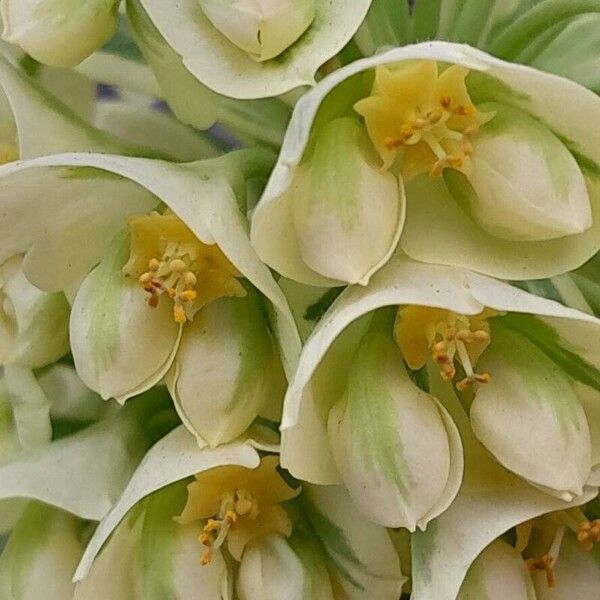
[135,0,372,99]
[0,502,85,600]
[1,0,119,67]
[0,53,123,158]
[410,373,597,600]
[0,393,170,520]
[327,327,460,530]
[238,534,305,600]
[0,380,20,461]
[0,151,301,381]
[254,41,600,281]
[403,172,600,281]
[575,383,600,484]
[127,0,220,129]
[0,255,69,369]
[458,539,536,600]
[38,363,108,423]
[451,102,590,241]
[304,484,405,600]
[70,235,181,402]
[0,164,158,292]
[254,117,404,286]
[168,288,284,447]
[533,531,600,600]
[4,365,51,450]
[93,99,222,162]
[471,323,592,500]
[74,426,267,581]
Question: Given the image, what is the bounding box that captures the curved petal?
[0,151,302,382]
[0,398,159,520]
[304,484,406,600]
[471,324,592,500]
[410,373,597,600]
[168,290,284,447]
[137,0,372,98]
[238,534,305,600]
[254,41,600,281]
[458,539,536,600]
[0,502,84,600]
[327,330,455,530]
[74,426,265,581]
[127,0,220,130]
[70,236,181,402]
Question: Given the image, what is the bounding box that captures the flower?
[251,41,600,286]
[126,0,372,100]
[74,425,405,599]
[281,257,600,532]
[0,149,300,448]
[1,0,120,67]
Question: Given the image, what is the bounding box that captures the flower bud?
[327,327,460,530]
[0,255,69,369]
[458,540,535,600]
[447,102,592,242]
[291,117,403,284]
[237,534,307,600]
[168,287,286,447]
[1,0,120,67]
[198,0,316,62]
[470,324,592,500]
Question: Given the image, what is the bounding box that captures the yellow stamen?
[577,519,600,551]
[394,306,497,389]
[122,211,246,323]
[354,61,494,179]
[526,554,558,588]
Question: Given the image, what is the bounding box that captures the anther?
[577,519,600,551]
[148,258,160,272]
[170,259,187,273]
[526,554,557,588]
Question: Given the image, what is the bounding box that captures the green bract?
[74,426,405,599]
[281,257,600,533]
[251,41,600,286]
[0,150,301,448]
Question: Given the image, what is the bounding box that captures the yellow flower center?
[122,211,246,323]
[354,61,494,179]
[394,306,496,390]
[198,487,261,565]
[177,456,300,566]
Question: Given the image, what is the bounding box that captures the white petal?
[458,540,536,600]
[238,535,305,600]
[168,291,284,447]
[327,329,455,529]
[1,0,119,67]
[70,236,181,402]
[471,324,592,499]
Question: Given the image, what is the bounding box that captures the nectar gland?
[354,61,494,179]
[123,211,245,324]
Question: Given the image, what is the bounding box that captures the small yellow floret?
[354,61,494,179]
[123,211,246,323]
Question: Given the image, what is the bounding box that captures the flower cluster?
[0,1,599,599]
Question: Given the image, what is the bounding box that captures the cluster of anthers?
[383,96,478,178]
[577,518,600,551]
[199,488,259,565]
[428,314,491,391]
[138,248,199,324]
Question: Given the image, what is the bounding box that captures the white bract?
[129,0,372,99]
[0,150,300,448]
[73,426,405,599]
[251,42,600,286]
[281,257,600,531]
[1,0,120,67]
